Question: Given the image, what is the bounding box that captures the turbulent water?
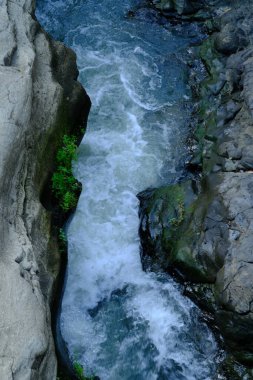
[37,1,219,379]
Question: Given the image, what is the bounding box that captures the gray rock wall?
[143,0,253,368]
[0,0,90,378]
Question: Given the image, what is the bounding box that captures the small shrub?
[52,135,81,212]
[73,362,85,379]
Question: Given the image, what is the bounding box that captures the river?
[36,1,219,379]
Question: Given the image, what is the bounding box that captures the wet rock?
[214,24,239,55]
[142,0,253,366]
[138,179,223,282]
[126,10,135,18]
[152,0,204,15]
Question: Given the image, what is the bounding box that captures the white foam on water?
[36,0,219,378]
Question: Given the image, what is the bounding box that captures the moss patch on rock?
[138,180,213,281]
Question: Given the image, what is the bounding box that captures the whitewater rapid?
[37,1,219,378]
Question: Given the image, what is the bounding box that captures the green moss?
[172,230,211,282]
[169,192,184,226]
[151,185,186,227]
[166,187,185,226]
[199,38,218,74]
[152,182,216,282]
[190,37,221,174]
[149,184,191,253]
[193,41,222,175]
[52,134,81,212]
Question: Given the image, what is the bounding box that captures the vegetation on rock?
[57,361,95,380]
[58,227,67,254]
[73,361,94,380]
[52,134,81,212]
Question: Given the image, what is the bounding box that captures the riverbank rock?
[152,0,205,15]
[0,0,90,379]
[141,0,253,366]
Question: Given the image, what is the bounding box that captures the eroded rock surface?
[0,0,90,378]
[142,0,253,366]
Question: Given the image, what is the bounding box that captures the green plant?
[74,362,85,379]
[58,228,67,253]
[73,361,95,380]
[52,135,81,212]
[59,228,67,243]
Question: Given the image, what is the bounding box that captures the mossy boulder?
[138,179,222,282]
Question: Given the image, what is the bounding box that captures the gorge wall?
[140,0,253,368]
[2,0,253,378]
[0,0,90,378]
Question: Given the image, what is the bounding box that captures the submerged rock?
[0,0,90,378]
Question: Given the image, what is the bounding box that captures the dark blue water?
[36,1,219,379]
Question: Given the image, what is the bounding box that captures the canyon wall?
[2,0,253,377]
[0,0,90,378]
[141,0,253,367]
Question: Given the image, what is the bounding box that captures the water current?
[37,1,219,379]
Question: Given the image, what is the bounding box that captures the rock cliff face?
[0,0,90,378]
[141,0,253,367]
